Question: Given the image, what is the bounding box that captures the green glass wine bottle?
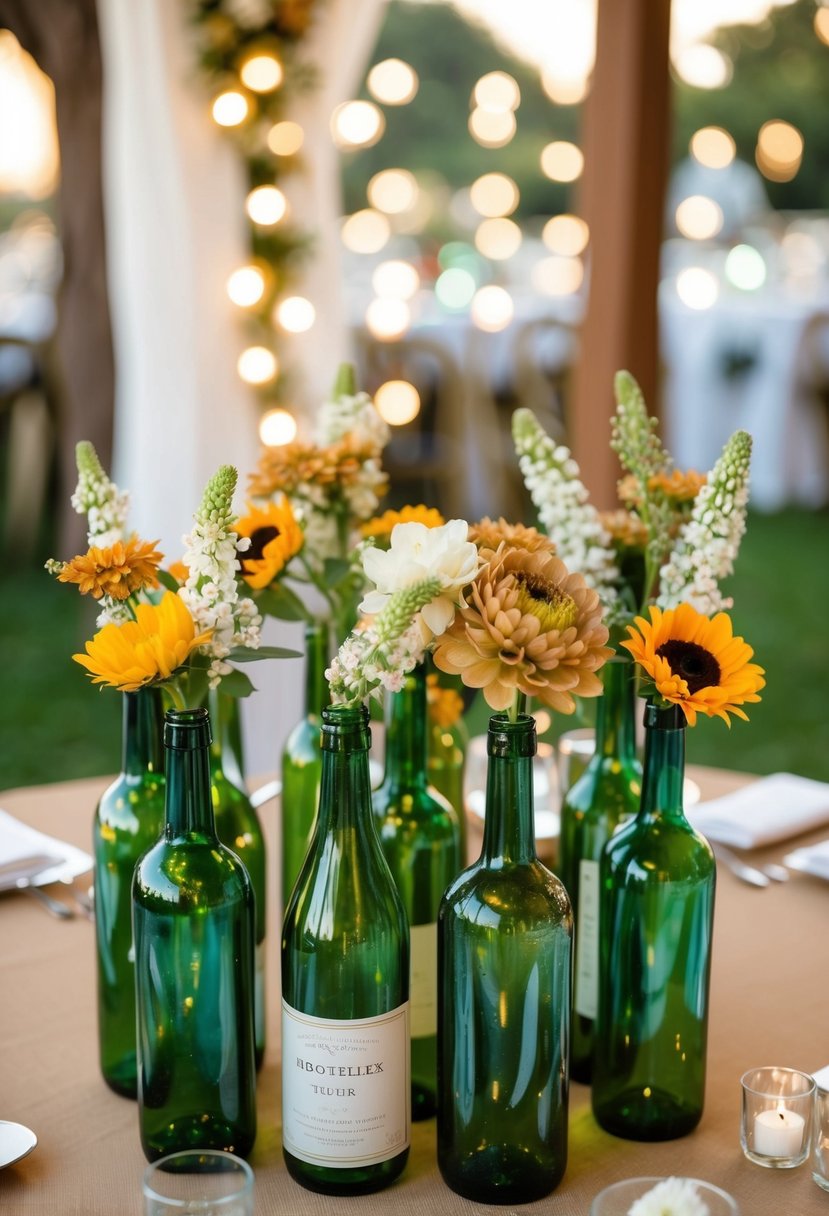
[426,691,469,865]
[557,655,642,1082]
[438,713,572,1204]
[133,707,257,1162]
[591,701,715,1141]
[208,688,267,1069]
[282,704,410,1195]
[94,687,165,1098]
[372,662,460,1121]
[281,621,329,908]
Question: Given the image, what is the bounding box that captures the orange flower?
[361,505,445,539]
[598,509,649,550]
[621,603,765,726]
[57,538,162,600]
[426,674,464,728]
[469,517,557,558]
[166,560,189,585]
[235,497,304,589]
[433,544,611,713]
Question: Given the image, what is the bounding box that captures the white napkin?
[687,773,829,849]
[784,838,829,882]
[0,809,93,893]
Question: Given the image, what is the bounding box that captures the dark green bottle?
[281,621,329,908]
[592,701,715,1141]
[438,713,572,1205]
[427,704,468,865]
[558,656,642,1083]
[94,687,165,1098]
[372,662,460,1121]
[133,707,257,1162]
[208,689,267,1068]
[282,704,410,1195]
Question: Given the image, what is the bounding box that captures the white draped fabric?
[96,0,385,772]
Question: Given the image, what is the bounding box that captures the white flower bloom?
[72,441,130,545]
[360,519,480,637]
[627,1176,711,1216]
[315,391,390,451]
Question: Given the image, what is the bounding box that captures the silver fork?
[712,842,788,888]
[19,883,76,919]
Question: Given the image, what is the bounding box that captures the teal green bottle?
[558,656,642,1082]
[426,689,468,865]
[281,621,329,908]
[133,707,257,1162]
[282,705,410,1195]
[372,663,460,1121]
[94,687,165,1098]
[208,689,267,1068]
[438,713,572,1204]
[592,701,715,1141]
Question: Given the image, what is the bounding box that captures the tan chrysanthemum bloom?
[649,468,706,502]
[249,436,387,499]
[58,537,162,600]
[433,544,611,713]
[469,516,557,559]
[598,509,649,550]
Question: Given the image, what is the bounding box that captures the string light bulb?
[246,185,287,226]
[259,408,297,446]
[226,265,267,308]
[274,296,316,333]
[212,90,249,127]
[240,52,283,93]
[238,346,278,385]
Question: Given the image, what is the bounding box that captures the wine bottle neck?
[638,701,687,823]
[305,622,331,720]
[316,705,375,837]
[382,663,428,789]
[481,714,537,865]
[595,657,638,761]
[122,687,164,778]
[163,709,217,840]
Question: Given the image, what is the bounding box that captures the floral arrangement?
[512,371,752,625]
[244,366,391,642]
[622,603,765,727]
[48,443,296,707]
[327,515,612,721]
[626,1176,713,1216]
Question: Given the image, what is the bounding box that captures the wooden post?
[570,0,672,507]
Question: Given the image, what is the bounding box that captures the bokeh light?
[365,298,410,340]
[331,100,385,149]
[435,267,477,310]
[212,90,249,127]
[372,260,420,300]
[541,68,589,105]
[468,108,516,148]
[341,209,391,254]
[471,285,514,331]
[274,296,316,333]
[469,173,519,218]
[531,256,584,297]
[724,244,767,291]
[475,217,522,260]
[245,185,287,226]
[374,380,421,425]
[367,59,419,105]
[367,168,419,215]
[675,195,723,240]
[676,267,719,310]
[238,346,278,384]
[540,141,584,183]
[756,119,803,182]
[267,121,304,156]
[259,408,297,446]
[690,126,736,169]
[0,33,59,198]
[673,45,732,89]
[542,214,589,257]
[226,265,266,308]
[816,7,829,46]
[473,71,520,113]
[239,53,283,93]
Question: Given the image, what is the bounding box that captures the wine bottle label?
[409,921,438,1040]
[282,1000,410,1168]
[574,859,600,1019]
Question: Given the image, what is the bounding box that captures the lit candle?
[754,1104,805,1157]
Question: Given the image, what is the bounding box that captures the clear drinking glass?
[143,1150,254,1215]
[590,1176,739,1215]
[740,1066,815,1168]
[813,1081,829,1191]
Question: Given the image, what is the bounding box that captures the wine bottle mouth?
[487,713,537,758]
[164,706,212,749]
[643,700,687,731]
[321,703,371,751]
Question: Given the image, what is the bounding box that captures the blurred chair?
[511,317,578,445]
[0,336,59,561]
[793,311,829,507]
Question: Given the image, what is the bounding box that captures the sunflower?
[57,537,163,600]
[73,591,212,692]
[235,497,304,589]
[469,516,557,559]
[621,603,765,726]
[432,544,611,713]
[361,504,445,540]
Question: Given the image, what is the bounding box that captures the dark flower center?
[243,525,280,563]
[656,639,720,693]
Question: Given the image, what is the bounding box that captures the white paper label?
[281,1000,410,1168]
[574,859,600,1019]
[409,922,438,1040]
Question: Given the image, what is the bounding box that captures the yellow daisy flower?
[73,591,213,692]
[57,537,162,600]
[361,504,445,540]
[235,497,304,589]
[621,603,765,726]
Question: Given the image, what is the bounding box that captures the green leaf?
[156,569,181,593]
[322,557,352,587]
[219,668,256,698]
[227,645,302,662]
[256,584,309,622]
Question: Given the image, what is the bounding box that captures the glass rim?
[142,1150,254,1208]
[740,1065,816,1098]
[593,1176,738,1210]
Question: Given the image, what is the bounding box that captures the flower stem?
[507,691,528,723]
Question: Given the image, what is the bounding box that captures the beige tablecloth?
[1,768,827,1215]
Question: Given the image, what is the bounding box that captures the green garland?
[190,0,323,411]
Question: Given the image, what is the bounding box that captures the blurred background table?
[1,767,827,1215]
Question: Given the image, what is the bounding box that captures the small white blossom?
[628,1176,711,1216]
[71,441,130,546]
[315,390,390,450]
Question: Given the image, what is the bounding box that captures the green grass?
[1,508,827,791]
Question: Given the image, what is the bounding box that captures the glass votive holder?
[556,727,595,803]
[740,1066,815,1168]
[590,1176,739,1215]
[143,1150,254,1216]
[812,1077,829,1192]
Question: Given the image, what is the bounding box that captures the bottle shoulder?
[284,838,408,943]
[562,757,642,815]
[372,781,458,836]
[440,857,572,931]
[96,774,165,831]
[283,715,322,759]
[134,835,253,906]
[604,813,716,880]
